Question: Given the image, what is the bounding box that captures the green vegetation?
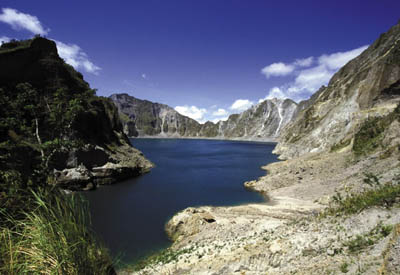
[200,121,219,137]
[330,138,351,152]
[129,246,195,271]
[0,82,96,182]
[325,174,400,216]
[353,104,400,157]
[0,38,32,53]
[0,37,122,273]
[118,111,131,123]
[344,222,392,253]
[352,117,386,156]
[127,100,161,135]
[0,187,114,274]
[340,262,349,273]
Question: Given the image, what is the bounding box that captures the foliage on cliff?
[0,37,132,186]
[0,37,126,273]
[353,102,400,157]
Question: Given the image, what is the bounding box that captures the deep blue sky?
[1,1,399,122]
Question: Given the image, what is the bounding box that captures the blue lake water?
[84,138,278,264]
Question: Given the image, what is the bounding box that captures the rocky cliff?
[109,93,202,137]
[216,98,298,139]
[0,37,152,191]
[274,22,400,160]
[110,93,298,140]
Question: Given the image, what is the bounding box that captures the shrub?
[344,222,393,253]
[353,104,400,157]
[324,174,400,216]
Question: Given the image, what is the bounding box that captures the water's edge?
[133,135,278,143]
[84,139,278,266]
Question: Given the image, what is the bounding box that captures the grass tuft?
[324,174,400,216]
[0,188,115,274]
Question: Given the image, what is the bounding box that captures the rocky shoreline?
[126,148,400,274]
[122,22,400,274]
[54,143,153,191]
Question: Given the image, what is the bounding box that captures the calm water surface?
[84,138,278,264]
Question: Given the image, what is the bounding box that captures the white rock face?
[214,98,298,139]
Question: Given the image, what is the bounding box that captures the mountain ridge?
[110,93,298,141]
[274,21,400,159]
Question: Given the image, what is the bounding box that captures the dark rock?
[0,37,153,190]
[83,182,96,191]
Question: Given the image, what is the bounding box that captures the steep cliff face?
[110,93,202,137]
[0,38,88,96]
[111,94,298,140]
[216,98,298,139]
[0,38,152,190]
[275,22,400,159]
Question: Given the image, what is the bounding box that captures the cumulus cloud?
[212,108,228,117]
[211,117,228,123]
[0,8,49,35]
[0,36,10,44]
[261,57,314,79]
[55,40,101,74]
[261,45,368,101]
[293,65,332,93]
[261,62,295,78]
[0,8,100,75]
[230,99,254,112]
[294,57,313,67]
[175,105,207,123]
[258,87,287,103]
[318,46,368,70]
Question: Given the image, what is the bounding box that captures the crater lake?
[84,138,278,264]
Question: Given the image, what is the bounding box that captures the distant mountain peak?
[110,93,299,140]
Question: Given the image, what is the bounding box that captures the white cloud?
[293,65,332,93]
[0,36,10,44]
[211,116,228,123]
[230,99,254,112]
[259,87,287,103]
[261,57,314,79]
[261,45,368,101]
[141,73,147,79]
[294,57,313,67]
[0,8,100,75]
[175,105,207,123]
[261,62,294,78]
[55,40,101,74]
[318,46,368,70]
[212,108,228,117]
[0,8,49,35]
